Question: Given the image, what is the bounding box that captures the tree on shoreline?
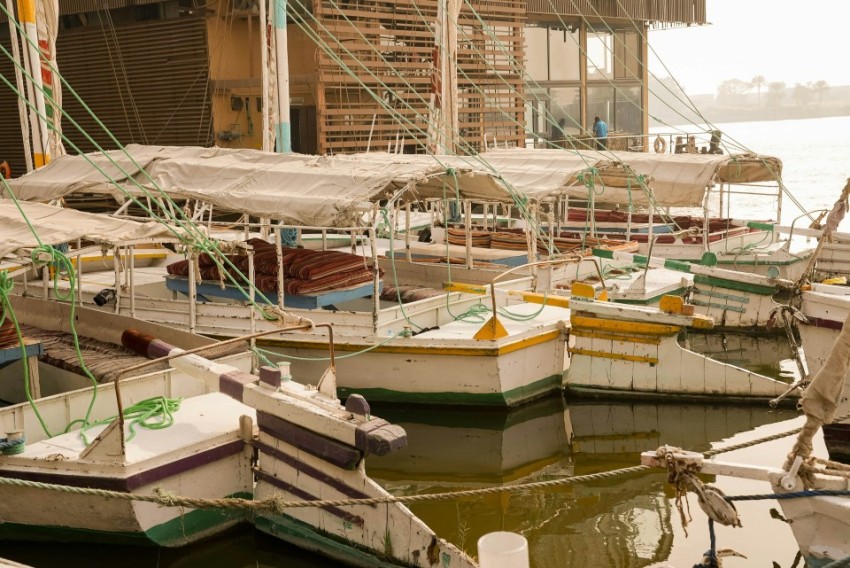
[792,83,814,109]
[766,81,786,108]
[751,75,766,107]
[811,80,830,108]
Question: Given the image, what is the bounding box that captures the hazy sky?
[648,1,850,95]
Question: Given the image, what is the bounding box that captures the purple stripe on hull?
[802,317,844,332]
[253,439,374,504]
[254,468,364,527]
[220,371,259,401]
[0,439,244,491]
[256,411,362,470]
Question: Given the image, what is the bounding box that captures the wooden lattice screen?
[313,0,526,154]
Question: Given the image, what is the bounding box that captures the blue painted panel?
[165,276,379,310]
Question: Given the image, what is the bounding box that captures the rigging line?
[94,7,136,143]
[610,0,808,221]
[0,62,280,316]
[150,66,209,144]
[563,0,727,150]
[282,0,549,238]
[455,0,692,148]
[0,180,102,438]
[97,3,148,143]
[437,0,680,229]
[0,7,287,311]
[280,3,451,161]
[280,0,478,162]
[280,0,552,241]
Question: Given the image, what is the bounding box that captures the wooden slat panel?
[314,0,526,154]
[0,15,213,175]
[59,16,214,152]
[525,0,707,24]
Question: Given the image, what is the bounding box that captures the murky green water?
[0,333,815,568]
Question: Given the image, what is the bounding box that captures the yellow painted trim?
[571,282,595,299]
[74,252,167,265]
[443,282,487,295]
[570,347,658,364]
[257,329,562,357]
[570,329,661,345]
[571,315,681,336]
[18,0,36,24]
[691,316,714,330]
[473,316,510,341]
[507,291,570,308]
[659,295,684,314]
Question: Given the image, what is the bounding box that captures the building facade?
[0,0,705,174]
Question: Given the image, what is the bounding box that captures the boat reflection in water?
[0,333,805,567]
[368,392,790,568]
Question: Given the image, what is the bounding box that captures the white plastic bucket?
[477,531,530,568]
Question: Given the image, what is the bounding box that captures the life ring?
[0,161,9,179]
[653,136,667,154]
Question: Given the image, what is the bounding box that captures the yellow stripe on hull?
[571,315,680,336]
[258,329,563,358]
[570,329,662,345]
[570,347,658,364]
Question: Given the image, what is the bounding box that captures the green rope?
[254,332,399,362]
[70,396,182,446]
[0,181,101,439]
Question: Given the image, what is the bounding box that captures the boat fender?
[653,136,667,154]
[0,161,9,179]
[355,419,407,456]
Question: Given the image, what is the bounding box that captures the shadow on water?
[0,333,806,568]
[0,526,341,567]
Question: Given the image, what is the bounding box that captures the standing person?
[592,116,608,150]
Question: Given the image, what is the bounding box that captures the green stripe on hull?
[0,492,252,547]
[256,514,417,568]
[337,373,563,407]
[693,274,777,295]
[145,491,253,546]
[712,256,809,267]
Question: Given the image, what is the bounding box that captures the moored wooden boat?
[564,284,797,403]
[0,301,475,565]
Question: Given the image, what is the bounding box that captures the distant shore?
[651,106,850,128]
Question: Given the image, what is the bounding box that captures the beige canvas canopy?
[7,145,783,225]
[6,145,512,227]
[0,199,176,259]
[481,148,783,208]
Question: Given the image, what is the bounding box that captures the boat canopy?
[480,148,783,208]
[7,145,783,224]
[0,199,176,259]
[7,145,513,227]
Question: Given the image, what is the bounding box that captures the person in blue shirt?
[592,116,608,150]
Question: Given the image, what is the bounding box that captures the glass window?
[615,86,641,134]
[549,87,581,136]
[548,27,580,81]
[524,26,549,81]
[587,85,613,129]
[586,31,613,80]
[525,87,581,143]
[614,31,641,80]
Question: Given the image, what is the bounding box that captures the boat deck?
[415,302,570,340]
[13,393,252,465]
[19,325,165,383]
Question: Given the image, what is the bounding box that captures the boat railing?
[111,321,321,456]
